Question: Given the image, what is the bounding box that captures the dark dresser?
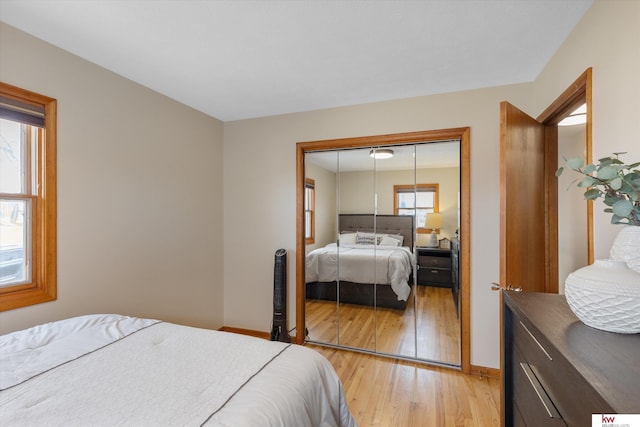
[502,291,640,427]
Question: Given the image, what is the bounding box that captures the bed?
[0,314,357,427]
[305,214,414,310]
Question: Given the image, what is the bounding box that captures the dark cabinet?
[502,291,640,427]
[416,247,452,287]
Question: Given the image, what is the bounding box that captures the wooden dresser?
[502,291,640,427]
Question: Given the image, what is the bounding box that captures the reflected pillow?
[379,236,401,247]
[355,232,379,245]
[385,234,404,246]
[339,232,357,245]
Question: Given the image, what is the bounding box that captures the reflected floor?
[306,285,461,365]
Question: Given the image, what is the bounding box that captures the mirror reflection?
[304,140,461,366]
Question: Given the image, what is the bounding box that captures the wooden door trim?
[537,68,594,266]
[296,127,472,373]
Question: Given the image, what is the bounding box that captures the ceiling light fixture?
[370,149,394,159]
[558,103,587,126]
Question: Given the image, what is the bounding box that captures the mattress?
[0,314,357,427]
[305,243,413,301]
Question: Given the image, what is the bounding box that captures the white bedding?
[305,243,413,301]
[0,314,357,427]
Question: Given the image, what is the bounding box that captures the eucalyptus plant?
[556,152,640,226]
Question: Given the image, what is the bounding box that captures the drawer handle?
[519,321,553,361]
[520,363,560,419]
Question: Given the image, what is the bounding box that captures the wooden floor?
[306,285,461,365]
[309,344,501,427]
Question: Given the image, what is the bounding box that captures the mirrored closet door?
[299,130,468,368]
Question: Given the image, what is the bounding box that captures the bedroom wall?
[338,167,460,245]
[557,126,588,293]
[304,162,336,252]
[0,23,224,334]
[532,0,640,259]
[223,83,533,369]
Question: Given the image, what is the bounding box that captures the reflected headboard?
[338,214,414,250]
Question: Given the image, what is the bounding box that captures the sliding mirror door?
[414,141,461,365]
[302,135,463,367]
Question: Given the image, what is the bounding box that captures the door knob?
[491,282,522,292]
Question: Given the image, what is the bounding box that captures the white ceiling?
[0,0,593,122]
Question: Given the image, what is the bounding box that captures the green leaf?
[610,177,623,190]
[566,157,585,170]
[597,165,618,180]
[584,164,596,174]
[577,176,595,187]
[584,188,601,200]
[555,167,564,176]
[612,199,634,218]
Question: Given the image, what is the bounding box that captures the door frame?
[296,127,472,373]
[536,67,594,267]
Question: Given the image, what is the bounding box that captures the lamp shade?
[425,212,443,229]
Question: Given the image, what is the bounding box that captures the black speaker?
[270,248,290,342]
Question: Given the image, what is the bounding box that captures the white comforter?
[305,243,413,301]
[0,314,357,427]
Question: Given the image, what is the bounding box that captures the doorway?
[500,68,593,293]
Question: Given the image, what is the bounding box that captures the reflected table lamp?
[425,213,443,248]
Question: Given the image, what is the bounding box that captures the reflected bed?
[305,214,414,310]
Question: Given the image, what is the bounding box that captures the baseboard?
[218,326,270,340]
[470,364,501,379]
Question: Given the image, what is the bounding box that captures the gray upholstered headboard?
[338,214,414,250]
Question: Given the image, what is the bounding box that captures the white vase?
[564,259,640,334]
[610,225,640,274]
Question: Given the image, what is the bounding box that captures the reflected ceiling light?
[370,148,394,159]
[559,103,587,126]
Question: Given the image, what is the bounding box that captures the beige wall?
[533,0,640,258]
[337,167,460,244]
[305,161,337,251]
[557,126,588,293]
[0,23,224,334]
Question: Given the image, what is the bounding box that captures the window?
[304,178,315,244]
[0,82,57,311]
[394,184,439,233]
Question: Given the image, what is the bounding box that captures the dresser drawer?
[418,267,451,285]
[513,346,566,426]
[513,311,612,427]
[418,255,450,269]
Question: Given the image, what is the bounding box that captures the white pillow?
[385,234,404,246]
[339,232,356,245]
[379,235,401,247]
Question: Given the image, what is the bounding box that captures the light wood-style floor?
[305,286,500,426]
[306,285,461,365]
[310,343,501,427]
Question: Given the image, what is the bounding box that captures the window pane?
[416,208,434,228]
[0,199,30,286]
[398,192,415,209]
[416,191,434,208]
[0,118,26,194]
[305,211,311,238]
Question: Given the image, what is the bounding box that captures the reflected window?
[394,184,439,233]
[305,178,315,244]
